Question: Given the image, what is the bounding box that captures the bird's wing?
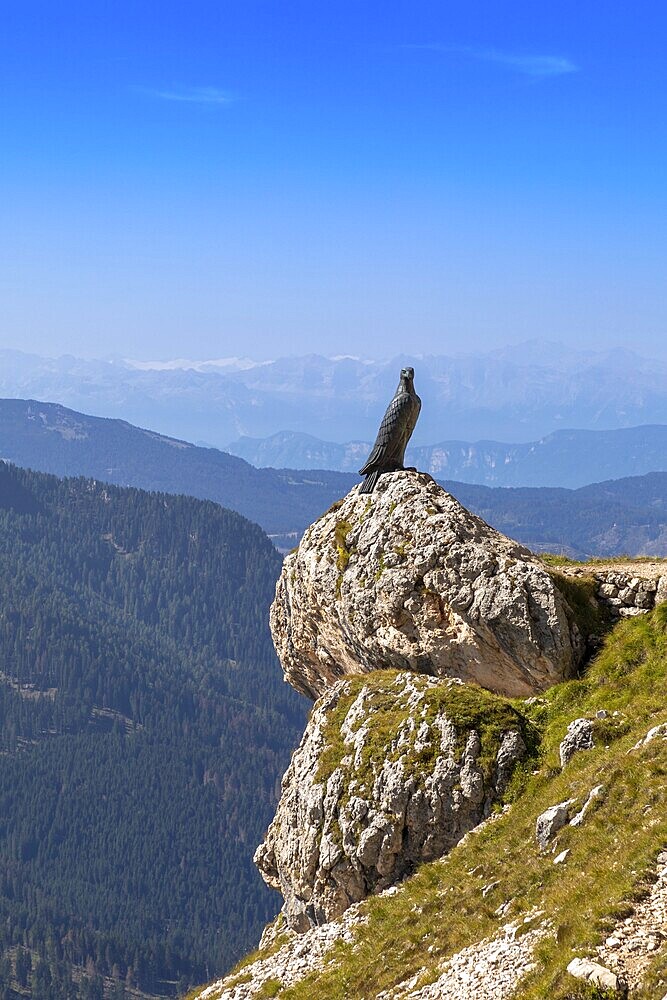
[359,393,411,473]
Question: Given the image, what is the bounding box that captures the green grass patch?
[334,519,355,598]
[334,520,353,572]
[541,554,667,567]
[549,570,614,645]
[541,553,583,567]
[257,979,283,998]
[374,552,386,581]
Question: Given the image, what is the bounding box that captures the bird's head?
[401,366,415,383]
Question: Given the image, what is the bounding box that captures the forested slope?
[0,462,307,999]
[0,399,353,536]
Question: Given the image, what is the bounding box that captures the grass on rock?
[315,671,537,807]
[541,553,667,567]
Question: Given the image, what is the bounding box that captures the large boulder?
[271,471,579,699]
[254,671,528,931]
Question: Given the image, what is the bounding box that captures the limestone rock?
[560,564,667,620]
[535,800,575,849]
[271,472,578,700]
[560,717,594,767]
[387,913,550,999]
[567,958,627,995]
[597,851,667,993]
[570,785,604,828]
[196,893,366,1000]
[254,671,528,931]
[630,722,667,751]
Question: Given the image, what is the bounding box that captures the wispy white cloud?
[469,48,578,76]
[409,44,578,78]
[140,86,235,105]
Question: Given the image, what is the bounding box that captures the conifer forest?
[0,462,307,998]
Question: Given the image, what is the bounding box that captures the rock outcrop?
[271,471,579,700]
[566,958,627,995]
[191,580,667,1000]
[535,799,575,849]
[559,717,594,767]
[559,563,667,619]
[597,850,667,993]
[382,913,551,1000]
[254,670,527,931]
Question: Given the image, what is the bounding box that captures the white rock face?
[560,717,595,767]
[569,784,604,828]
[271,472,579,700]
[597,850,667,992]
[195,900,365,1000]
[567,958,627,995]
[254,671,527,932]
[535,799,575,849]
[387,914,550,1000]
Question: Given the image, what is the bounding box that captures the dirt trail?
[556,560,667,578]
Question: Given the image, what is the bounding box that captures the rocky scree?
[253,670,530,932]
[270,472,581,700]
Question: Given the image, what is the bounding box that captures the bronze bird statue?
[358,366,421,493]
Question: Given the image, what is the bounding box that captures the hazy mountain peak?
[4,344,667,447]
[123,356,268,372]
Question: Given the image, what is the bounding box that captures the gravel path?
[558,560,667,578]
[597,850,667,992]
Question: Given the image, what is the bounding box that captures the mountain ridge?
[0,398,354,535]
[227,424,667,489]
[4,342,667,446]
[3,397,667,558]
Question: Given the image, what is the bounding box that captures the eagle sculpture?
[358,366,421,493]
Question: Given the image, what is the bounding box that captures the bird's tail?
[359,469,382,494]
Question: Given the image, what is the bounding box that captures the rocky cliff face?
[271,471,579,700]
[254,671,527,931]
[255,473,581,935]
[190,467,667,1000]
[191,602,667,1000]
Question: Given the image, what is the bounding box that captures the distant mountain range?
[4,342,667,447]
[0,398,352,540]
[3,397,667,558]
[227,424,667,489]
[450,475,667,559]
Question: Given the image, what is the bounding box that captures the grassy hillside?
[210,605,667,999]
[0,461,307,998]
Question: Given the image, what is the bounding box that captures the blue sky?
[1,1,666,360]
